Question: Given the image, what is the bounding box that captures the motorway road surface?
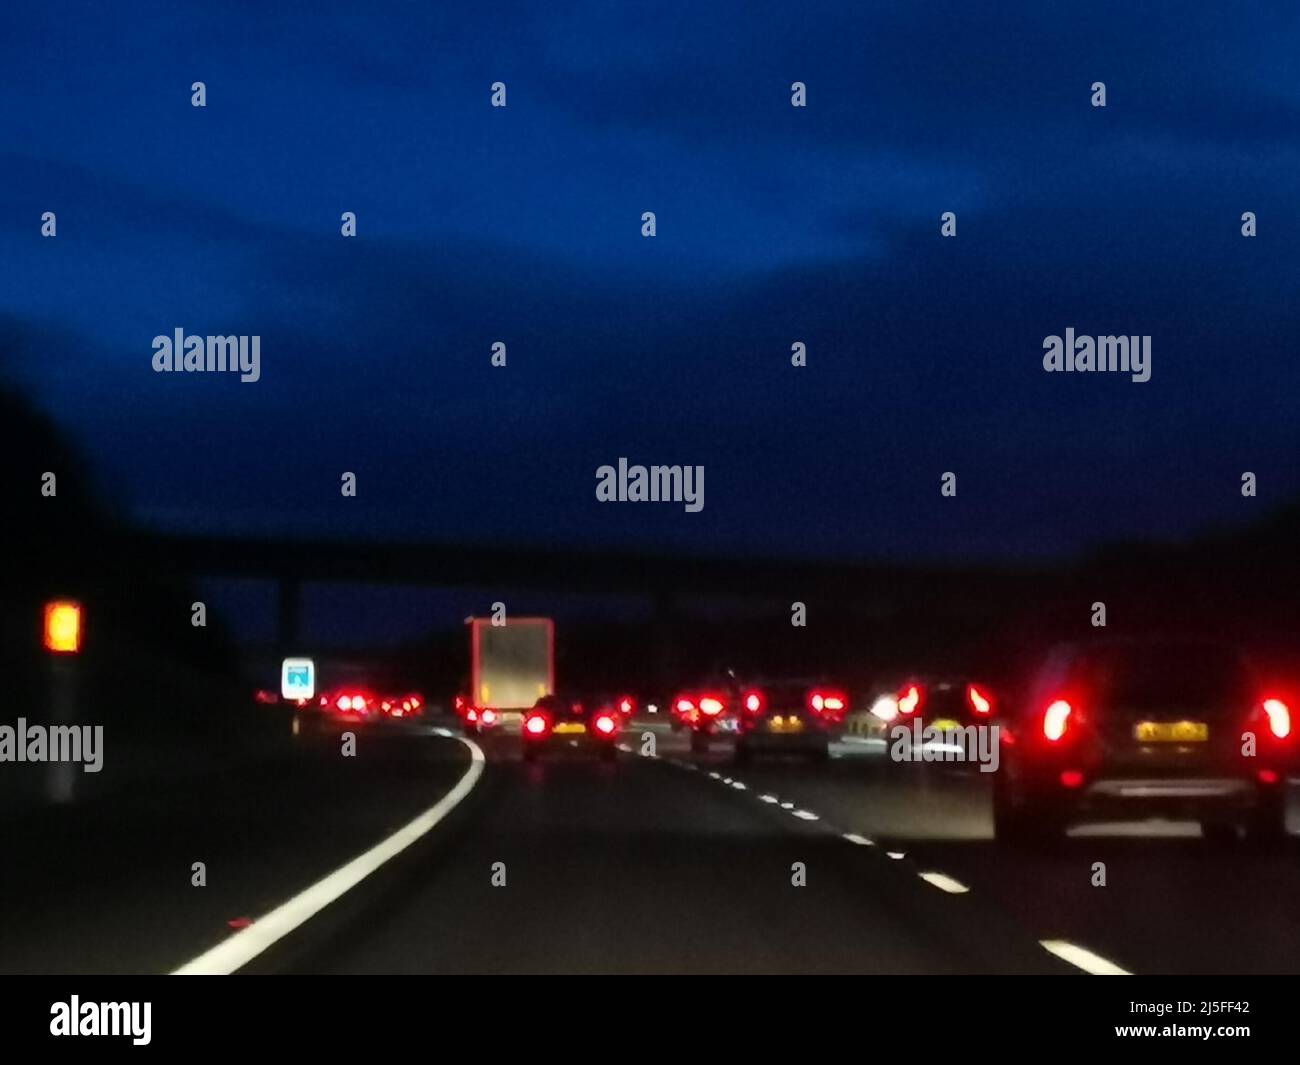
[3,715,1299,974]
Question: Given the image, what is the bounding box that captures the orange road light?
[43,600,82,653]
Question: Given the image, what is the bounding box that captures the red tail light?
[967,684,992,715]
[594,713,617,735]
[809,690,847,716]
[898,685,923,716]
[698,695,725,716]
[336,694,351,711]
[674,697,695,715]
[1263,698,1291,740]
[481,708,497,726]
[744,690,765,714]
[1043,699,1072,742]
[467,708,479,722]
[1060,769,1085,788]
[618,697,634,715]
[524,713,549,736]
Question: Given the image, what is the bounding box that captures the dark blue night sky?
[5,1,1298,564]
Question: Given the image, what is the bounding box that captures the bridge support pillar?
[277,576,302,652]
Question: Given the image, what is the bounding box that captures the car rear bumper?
[524,732,619,750]
[738,729,828,751]
[1034,772,1280,823]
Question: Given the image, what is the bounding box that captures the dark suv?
[994,640,1293,846]
[733,679,848,765]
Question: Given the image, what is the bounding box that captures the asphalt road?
[5,713,1299,974]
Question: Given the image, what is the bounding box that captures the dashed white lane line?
[918,871,970,895]
[645,744,1131,975]
[1040,939,1132,976]
[172,736,486,976]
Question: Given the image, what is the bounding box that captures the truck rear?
[464,617,554,733]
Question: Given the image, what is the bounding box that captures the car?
[894,678,995,729]
[887,677,997,769]
[453,693,502,736]
[671,685,732,752]
[993,639,1294,847]
[521,694,622,762]
[378,693,425,720]
[733,680,847,764]
[290,688,381,740]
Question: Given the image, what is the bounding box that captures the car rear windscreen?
[1071,644,1251,716]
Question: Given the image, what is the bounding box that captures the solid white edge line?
[842,833,875,846]
[792,809,819,821]
[172,736,486,975]
[1040,939,1132,976]
[918,871,970,895]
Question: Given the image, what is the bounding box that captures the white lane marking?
[792,809,819,821]
[843,833,875,846]
[730,781,747,790]
[1040,939,1131,976]
[722,777,733,784]
[617,743,633,752]
[886,851,905,860]
[758,794,779,804]
[779,802,795,810]
[708,772,722,780]
[172,737,486,975]
[432,727,453,738]
[918,871,970,895]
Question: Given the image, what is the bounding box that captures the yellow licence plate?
[768,716,805,734]
[931,718,961,732]
[553,722,587,735]
[1134,720,1208,743]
